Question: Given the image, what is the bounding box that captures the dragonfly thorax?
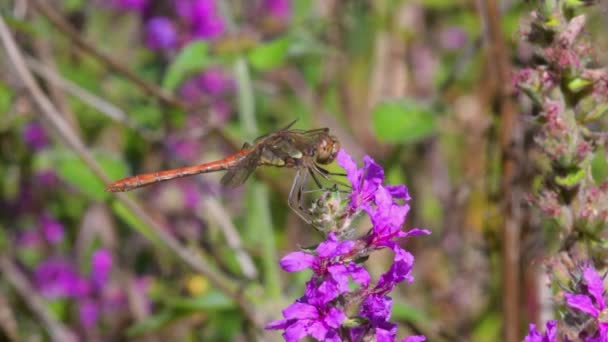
[314,134,340,165]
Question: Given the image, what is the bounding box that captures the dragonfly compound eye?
[315,135,340,164]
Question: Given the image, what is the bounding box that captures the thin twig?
[477,1,521,342]
[28,0,186,109]
[0,256,78,342]
[25,55,161,140]
[0,14,261,328]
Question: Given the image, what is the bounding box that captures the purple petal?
[402,336,427,342]
[565,293,599,317]
[315,279,341,304]
[375,321,398,342]
[362,156,385,186]
[360,294,393,322]
[283,320,310,342]
[386,184,411,201]
[279,251,315,272]
[91,249,112,288]
[283,302,318,320]
[263,0,291,19]
[347,263,371,286]
[545,320,557,341]
[324,307,346,328]
[309,321,330,340]
[145,17,177,50]
[79,299,99,327]
[266,318,290,330]
[337,149,360,189]
[583,265,606,310]
[40,214,64,244]
[327,264,350,293]
[316,233,341,258]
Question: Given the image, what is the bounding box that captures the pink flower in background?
[35,259,90,299]
[263,0,291,19]
[40,213,64,244]
[176,0,224,39]
[23,121,49,151]
[439,26,467,50]
[145,17,178,50]
[91,249,113,289]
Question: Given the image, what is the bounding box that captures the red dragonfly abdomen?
[105,148,252,192]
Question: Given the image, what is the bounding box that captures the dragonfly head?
[315,134,340,165]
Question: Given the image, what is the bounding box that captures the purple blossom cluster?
[267,149,429,342]
[33,249,137,328]
[524,264,608,342]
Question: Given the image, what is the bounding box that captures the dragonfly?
[105,121,342,222]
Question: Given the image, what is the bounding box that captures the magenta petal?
[283,302,318,320]
[565,293,599,317]
[266,319,290,330]
[324,307,346,328]
[279,252,315,272]
[583,265,606,310]
[402,336,426,342]
[283,320,310,342]
[308,321,329,340]
[336,149,359,186]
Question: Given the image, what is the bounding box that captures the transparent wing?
[220,149,260,188]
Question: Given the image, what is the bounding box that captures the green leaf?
[371,99,436,143]
[592,147,608,183]
[162,41,209,91]
[165,291,235,311]
[392,301,428,322]
[126,310,176,336]
[247,36,291,71]
[555,167,586,187]
[42,149,128,201]
[567,77,592,92]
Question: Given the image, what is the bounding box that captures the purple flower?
[270,149,428,342]
[337,149,409,215]
[524,320,558,342]
[279,233,369,303]
[79,299,99,327]
[167,136,201,162]
[17,230,42,248]
[439,26,467,51]
[34,259,89,299]
[263,0,291,19]
[564,265,608,340]
[40,214,64,244]
[350,294,398,342]
[179,69,233,102]
[198,68,234,95]
[145,17,177,50]
[402,336,426,342]
[23,121,49,151]
[176,0,224,39]
[35,170,59,187]
[181,183,201,210]
[266,301,345,342]
[91,249,112,289]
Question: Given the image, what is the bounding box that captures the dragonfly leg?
[315,166,347,177]
[308,168,324,189]
[311,164,351,189]
[288,169,312,224]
